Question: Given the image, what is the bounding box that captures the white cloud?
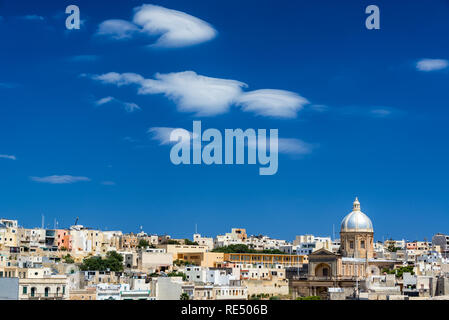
[96,96,115,105]
[236,89,309,118]
[93,72,144,86]
[148,127,193,145]
[30,175,91,184]
[277,138,314,155]
[308,104,329,113]
[123,102,140,113]
[0,154,16,160]
[248,138,314,155]
[416,59,449,72]
[95,96,141,113]
[97,19,140,40]
[90,71,307,118]
[139,72,246,116]
[97,4,217,47]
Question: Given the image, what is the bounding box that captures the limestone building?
[290,197,396,299]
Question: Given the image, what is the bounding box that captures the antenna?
[332,224,335,241]
[41,214,44,229]
[195,223,198,234]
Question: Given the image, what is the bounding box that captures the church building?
[290,198,397,299]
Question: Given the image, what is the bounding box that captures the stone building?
[290,197,396,299]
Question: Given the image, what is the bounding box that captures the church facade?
[290,198,396,299]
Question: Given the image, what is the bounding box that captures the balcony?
[26,293,64,300]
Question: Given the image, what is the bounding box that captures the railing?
[27,293,64,299]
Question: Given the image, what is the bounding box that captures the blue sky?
[0,0,448,242]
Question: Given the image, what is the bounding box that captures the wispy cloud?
[370,108,393,117]
[101,181,116,186]
[416,59,448,72]
[148,127,194,145]
[97,4,217,48]
[90,71,308,118]
[21,15,45,21]
[0,154,16,160]
[336,106,403,119]
[149,127,314,157]
[95,96,141,113]
[248,138,315,155]
[30,175,91,184]
[277,139,315,155]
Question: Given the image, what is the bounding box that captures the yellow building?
[176,252,225,268]
[223,253,307,267]
[160,244,209,260]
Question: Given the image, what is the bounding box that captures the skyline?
[1,0,449,241]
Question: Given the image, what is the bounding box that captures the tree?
[387,244,399,252]
[180,293,190,300]
[184,239,199,246]
[174,259,198,266]
[212,244,287,255]
[137,239,150,249]
[80,251,124,272]
[63,254,75,264]
[167,271,187,281]
[296,296,321,300]
[167,240,181,245]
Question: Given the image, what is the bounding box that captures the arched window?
[31,287,36,297]
[45,287,50,297]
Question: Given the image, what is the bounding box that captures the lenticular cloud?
[90,71,310,118]
[97,4,217,48]
[236,89,309,118]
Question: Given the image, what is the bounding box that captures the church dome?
[340,197,373,233]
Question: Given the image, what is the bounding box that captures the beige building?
[69,287,97,300]
[19,268,68,300]
[0,219,18,250]
[137,249,173,272]
[291,198,396,299]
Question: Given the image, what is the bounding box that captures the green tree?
[80,251,124,272]
[167,271,187,281]
[137,239,150,249]
[212,244,287,255]
[63,254,75,264]
[184,239,199,246]
[180,293,190,300]
[296,296,321,300]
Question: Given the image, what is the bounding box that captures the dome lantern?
[340,197,373,233]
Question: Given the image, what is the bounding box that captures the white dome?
[340,197,373,232]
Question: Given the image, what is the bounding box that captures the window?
[361,241,365,249]
[23,286,27,294]
[350,241,354,249]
